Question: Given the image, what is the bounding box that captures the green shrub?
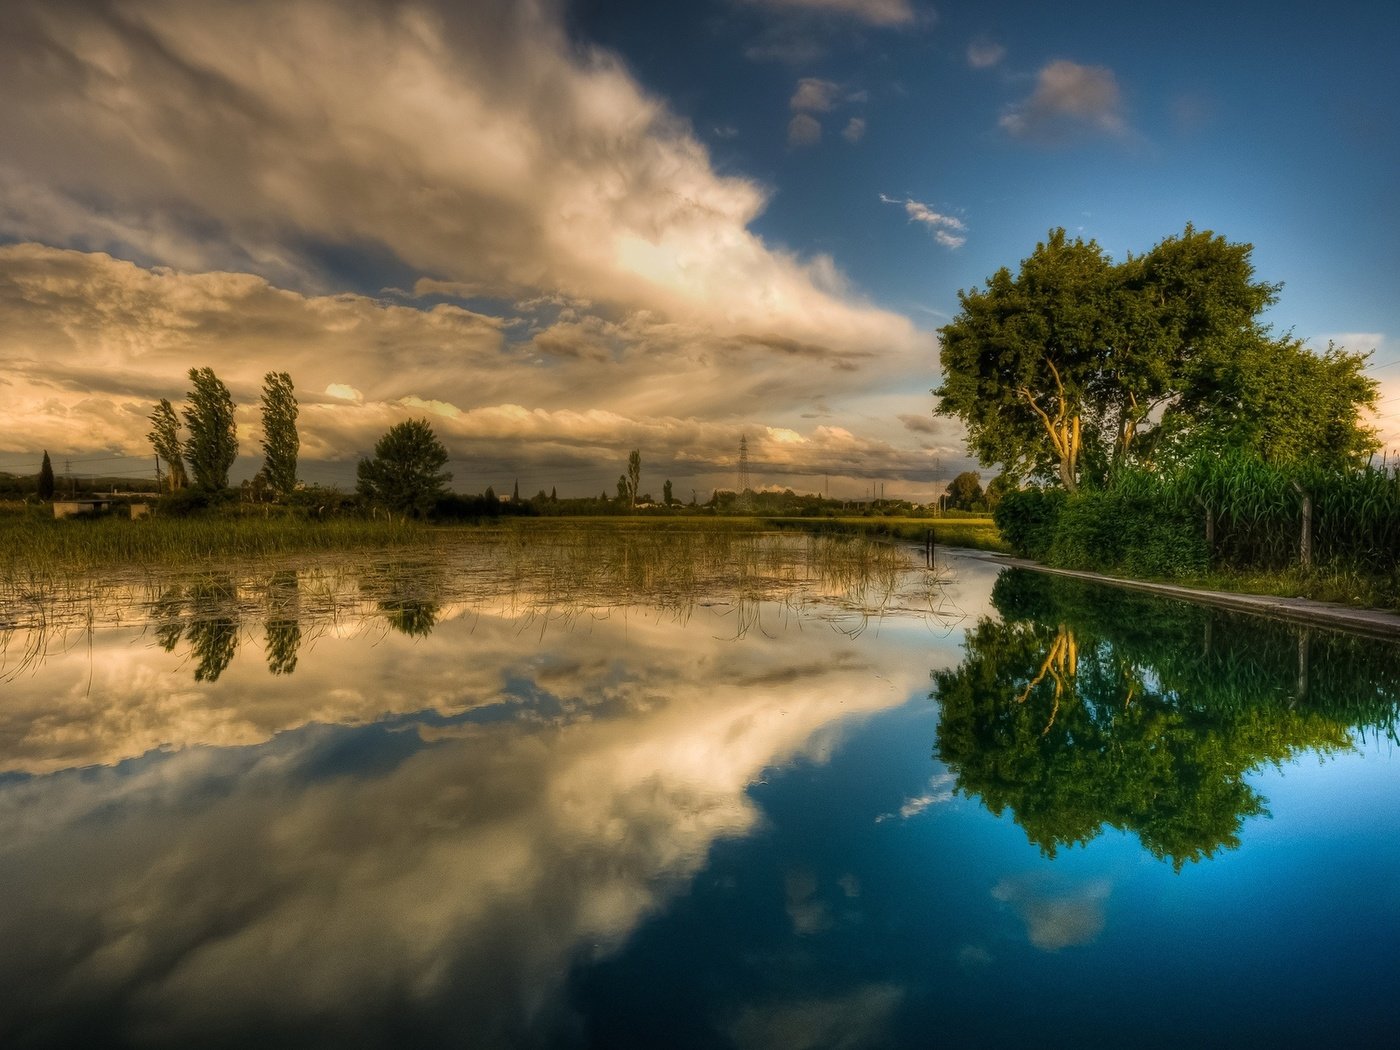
[1049,486,1207,577]
[993,487,1066,560]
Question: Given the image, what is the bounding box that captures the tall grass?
[0,503,433,578]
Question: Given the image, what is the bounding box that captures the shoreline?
[947,547,1400,639]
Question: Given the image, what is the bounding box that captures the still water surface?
[1,532,1397,1048]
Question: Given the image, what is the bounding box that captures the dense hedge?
[992,487,1065,561]
[993,454,1400,583]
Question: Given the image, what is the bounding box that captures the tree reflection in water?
[264,570,302,675]
[933,570,1400,868]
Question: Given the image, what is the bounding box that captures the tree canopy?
[182,367,238,491]
[258,371,299,499]
[944,471,983,511]
[935,225,1375,489]
[148,398,189,492]
[355,418,452,517]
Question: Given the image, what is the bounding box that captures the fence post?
[1290,480,1312,568]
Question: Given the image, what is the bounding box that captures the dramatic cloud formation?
[0,0,945,498]
[880,195,967,248]
[0,244,945,494]
[1000,59,1127,141]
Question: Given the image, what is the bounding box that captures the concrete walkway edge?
[948,548,1400,639]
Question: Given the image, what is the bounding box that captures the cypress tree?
[38,450,55,500]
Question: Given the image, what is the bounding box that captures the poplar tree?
[183,367,238,491]
[147,398,189,492]
[259,371,299,498]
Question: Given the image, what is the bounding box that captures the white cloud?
[790,77,842,112]
[879,194,967,249]
[788,113,824,147]
[0,0,913,351]
[741,0,918,27]
[325,384,364,403]
[842,116,867,143]
[999,59,1128,141]
[0,245,946,497]
[966,38,1005,69]
[0,0,950,497]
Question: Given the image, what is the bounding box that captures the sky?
[1,0,1397,500]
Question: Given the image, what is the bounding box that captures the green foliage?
[37,451,55,501]
[933,570,1390,868]
[993,487,1066,560]
[945,470,983,511]
[356,419,452,517]
[182,367,238,491]
[1048,479,1208,577]
[935,225,1375,492]
[1161,336,1378,470]
[148,398,189,492]
[258,371,299,498]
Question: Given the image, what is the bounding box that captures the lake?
[2,529,1397,1048]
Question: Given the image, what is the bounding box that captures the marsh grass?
[1,519,960,676]
[767,515,1008,553]
[0,502,433,577]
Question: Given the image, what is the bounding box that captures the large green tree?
[182,367,238,491]
[936,226,1283,490]
[258,371,299,498]
[148,398,189,492]
[356,418,452,517]
[1159,335,1377,470]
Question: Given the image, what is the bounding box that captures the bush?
[1049,487,1207,578]
[156,487,236,517]
[993,487,1066,560]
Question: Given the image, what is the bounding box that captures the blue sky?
[1,0,1396,497]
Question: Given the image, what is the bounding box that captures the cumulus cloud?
[880,195,967,248]
[842,116,867,143]
[0,244,942,496]
[740,0,917,27]
[999,59,1128,141]
[0,0,916,353]
[966,38,1006,69]
[0,0,948,497]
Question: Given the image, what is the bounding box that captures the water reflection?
[933,570,1400,867]
[264,569,301,675]
[0,580,948,1047]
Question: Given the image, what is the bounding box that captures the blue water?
[0,551,1396,1048]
